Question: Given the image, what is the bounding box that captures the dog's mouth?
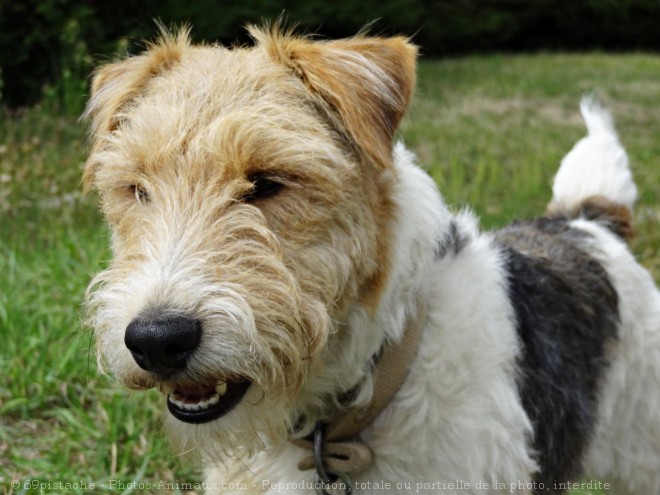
[164,378,251,424]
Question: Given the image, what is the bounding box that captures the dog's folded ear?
[251,26,418,170]
[82,28,190,187]
[84,30,190,136]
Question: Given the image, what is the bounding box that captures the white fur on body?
[207,105,660,494]
[577,218,660,495]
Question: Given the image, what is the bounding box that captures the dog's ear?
[82,28,190,187]
[252,26,417,170]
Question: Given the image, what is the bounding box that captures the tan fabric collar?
[291,301,427,475]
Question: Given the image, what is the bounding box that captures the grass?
[1,53,658,494]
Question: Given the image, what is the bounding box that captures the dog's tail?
[547,96,637,242]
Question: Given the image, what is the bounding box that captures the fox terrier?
[83,25,660,495]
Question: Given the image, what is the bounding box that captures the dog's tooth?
[170,397,185,409]
[208,394,220,405]
[184,402,200,411]
[198,399,210,410]
[216,382,228,396]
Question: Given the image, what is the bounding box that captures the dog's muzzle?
[124,314,251,423]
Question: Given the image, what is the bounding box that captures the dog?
[82,25,660,494]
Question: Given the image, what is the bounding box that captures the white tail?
[551,96,637,213]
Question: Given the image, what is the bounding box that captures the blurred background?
[0,2,658,494]
[3,0,660,111]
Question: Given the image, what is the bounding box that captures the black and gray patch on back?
[436,220,469,259]
[493,217,619,495]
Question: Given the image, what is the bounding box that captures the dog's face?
[84,26,416,456]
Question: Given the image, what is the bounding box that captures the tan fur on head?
[83,27,191,187]
[249,24,417,171]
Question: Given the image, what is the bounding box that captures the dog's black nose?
[125,315,202,376]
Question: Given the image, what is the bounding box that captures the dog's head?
[83,25,416,457]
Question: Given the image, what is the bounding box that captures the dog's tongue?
[172,382,226,402]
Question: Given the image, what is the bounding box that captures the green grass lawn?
[1,53,658,494]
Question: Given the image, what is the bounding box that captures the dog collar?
[291,301,428,485]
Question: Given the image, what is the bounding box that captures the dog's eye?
[244,174,284,202]
[129,184,150,204]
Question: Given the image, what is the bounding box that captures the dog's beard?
[87,263,332,463]
[163,384,292,462]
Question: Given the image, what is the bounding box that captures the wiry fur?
[84,26,660,494]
